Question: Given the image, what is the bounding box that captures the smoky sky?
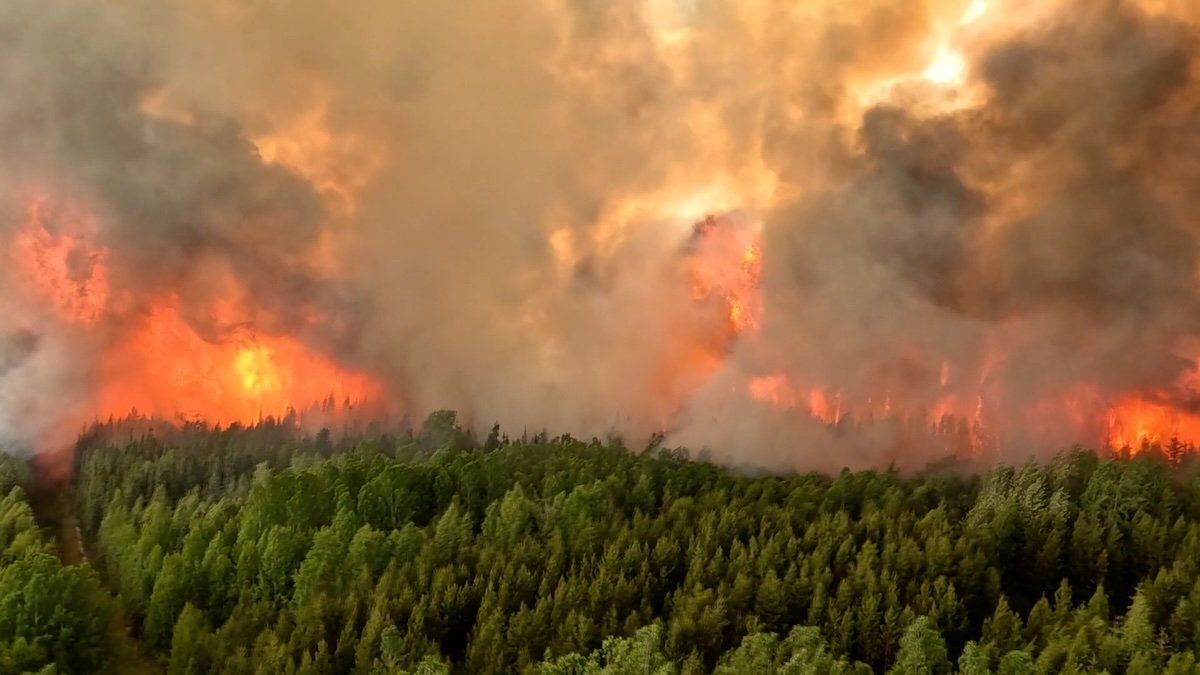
[0,0,1197,469]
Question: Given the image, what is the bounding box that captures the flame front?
[9,193,380,430]
[234,345,281,398]
[93,301,378,425]
[686,217,764,337]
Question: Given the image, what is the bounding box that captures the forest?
[1,413,1200,673]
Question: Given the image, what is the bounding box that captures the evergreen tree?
[890,617,951,674]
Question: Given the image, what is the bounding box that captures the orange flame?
[95,300,380,425]
[747,374,798,409]
[234,345,283,398]
[748,370,990,454]
[1104,396,1200,453]
[686,217,763,336]
[808,389,842,425]
[13,197,109,324]
[9,194,381,429]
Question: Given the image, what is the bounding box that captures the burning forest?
[8,2,1200,673]
[1,0,1199,471]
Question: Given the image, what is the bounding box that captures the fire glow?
[10,194,379,428]
[1,0,1198,467]
[94,301,379,425]
[13,198,109,325]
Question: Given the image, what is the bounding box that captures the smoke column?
[0,0,1198,469]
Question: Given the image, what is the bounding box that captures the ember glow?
[1,0,1199,470]
[686,216,764,337]
[94,301,378,425]
[8,190,379,434]
[13,198,109,325]
[1104,386,1200,451]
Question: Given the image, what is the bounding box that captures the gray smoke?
[0,0,1197,469]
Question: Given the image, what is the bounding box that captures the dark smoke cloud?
[679,0,1200,468]
[0,0,363,448]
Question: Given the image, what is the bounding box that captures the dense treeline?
[0,452,114,673]
[64,415,1200,673]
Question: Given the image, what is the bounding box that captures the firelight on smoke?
[9,193,379,431]
[13,197,109,325]
[234,345,282,398]
[686,216,764,337]
[93,301,379,425]
[1,0,1199,469]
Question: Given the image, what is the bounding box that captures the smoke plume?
[1,0,1198,469]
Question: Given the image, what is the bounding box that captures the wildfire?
[94,300,379,425]
[5,0,1200,469]
[9,195,381,429]
[744,365,1200,458]
[21,181,1198,459]
[12,197,109,324]
[1104,396,1200,452]
[808,389,842,425]
[686,216,764,336]
[234,345,283,398]
[745,377,847,426]
[747,374,798,410]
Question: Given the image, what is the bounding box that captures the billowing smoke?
[0,0,1197,469]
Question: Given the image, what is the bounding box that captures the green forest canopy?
[5,413,1200,673]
